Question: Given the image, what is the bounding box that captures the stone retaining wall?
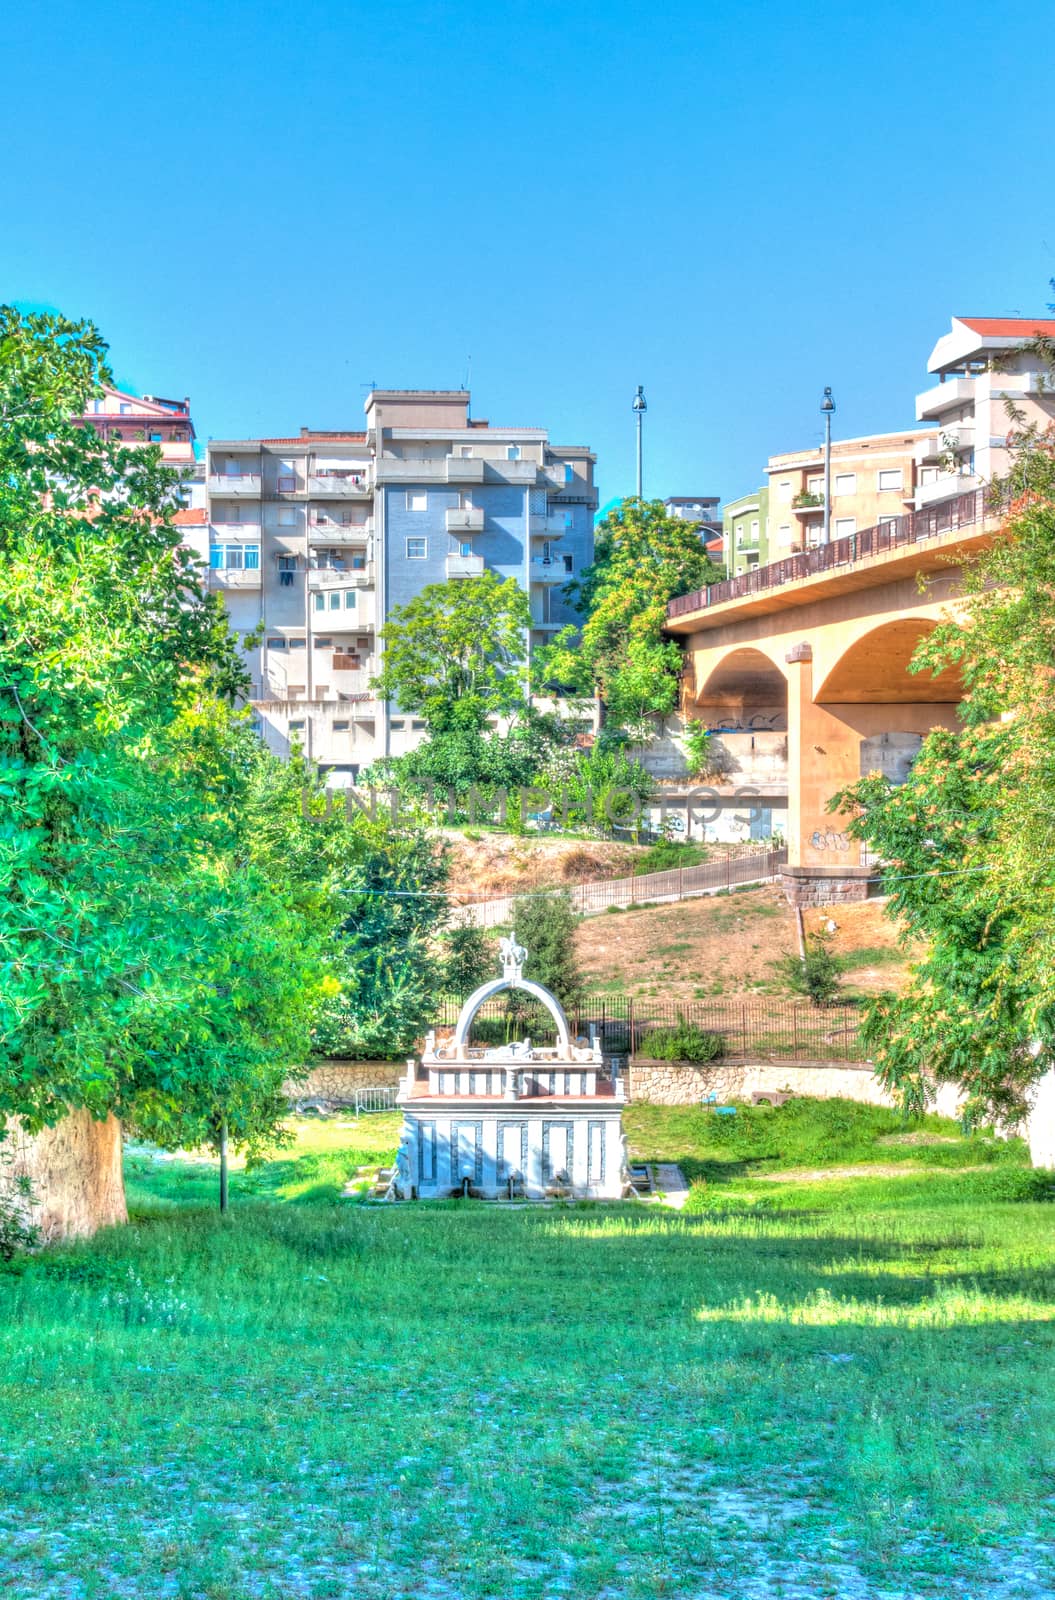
[284,1060,404,1105]
[629,1059,895,1107]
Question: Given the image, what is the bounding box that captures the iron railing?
[668,488,989,618]
[435,993,867,1063]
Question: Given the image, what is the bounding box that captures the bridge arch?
[693,645,788,729]
[814,618,964,705]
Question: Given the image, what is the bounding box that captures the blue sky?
[3,0,1051,505]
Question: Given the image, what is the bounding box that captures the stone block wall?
[780,869,876,907]
[284,1060,404,1105]
[629,1059,896,1107]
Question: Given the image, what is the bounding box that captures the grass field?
[2,1106,1054,1599]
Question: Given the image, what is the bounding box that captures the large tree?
[0,307,336,1218]
[372,570,532,733]
[835,328,1055,1126]
[537,497,722,734]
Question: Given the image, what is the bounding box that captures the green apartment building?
[721,486,770,575]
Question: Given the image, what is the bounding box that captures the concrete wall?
[629,1059,896,1107]
[285,1060,404,1104]
[4,1112,127,1243]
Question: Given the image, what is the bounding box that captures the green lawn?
[1,1107,1053,1599]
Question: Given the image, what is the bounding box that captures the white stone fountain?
[393,938,627,1200]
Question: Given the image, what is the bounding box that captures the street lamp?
[820,385,835,545]
[633,384,647,499]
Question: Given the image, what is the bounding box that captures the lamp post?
[820,385,835,545]
[633,384,647,499]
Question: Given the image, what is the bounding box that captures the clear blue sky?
[3,0,1051,505]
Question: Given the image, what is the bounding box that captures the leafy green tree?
[537,498,721,735]
[443,925,496,997]
[834,326,1055,1125]
[512,890,583,1011]
[373,571,532,733]
[538,739,654,834]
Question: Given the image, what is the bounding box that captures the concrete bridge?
[665,489,999,905]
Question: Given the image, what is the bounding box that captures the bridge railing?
[668,488,990,619]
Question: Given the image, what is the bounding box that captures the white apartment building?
[914,315,1055,506]
[204,391,597,782]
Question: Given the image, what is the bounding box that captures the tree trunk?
[4,1110,127,1243]
[219,1116,229,1213]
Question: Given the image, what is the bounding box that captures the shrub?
[642,1016,724,1062]
[0,1148,39,1262]
[682,722,713,776]
[512,890,584,1010]
[634,839,710,875]
[777,933,843,1005]
[444,925,495,995]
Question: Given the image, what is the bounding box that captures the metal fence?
[436,993,867,1063]
[353,1086,397,1116]
[668,488,989,618]
[452,846,788,929]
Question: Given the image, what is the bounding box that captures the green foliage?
[633,838,710,875]
[372,570,532,733]
[777,933,844,1005]
[368,708,575,814]
[682,721,713,776]
[641,1016,724,1062]
[536,498,721,735]
[512,890,583,1010]
[538,738,654,833]
[0,1142,38,1261]
[443,925,496,996]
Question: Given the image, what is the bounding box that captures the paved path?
[653,1163,690,1208]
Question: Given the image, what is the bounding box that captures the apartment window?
[313,593,326,612]
[834,517,856,537]
[920,467,939,484]
[411,720,428,730]
[563,554,573,574]
[352,555,366,571]
[289,638,307,650]
[750,519,759,541]
[119,403,131,415]
[390,719,405,731]
[407,492,427,512]
[877,468,904,492]
[807,475,824,495]
[834,473,856,495]
[878,515,899,528]
[778,523,792,542]
[209,543,259,570]
[460,540,472,557]
[507,445,521,461]
[329,592,342,611]
[778,480,792,501]
[148,431,162,442]
[266,637,286,650]
[564,464,573,483]
[314,637,333,648]
[459,447,473,458]
[406,536,427,559]
[91,399,104,413]
[333,721,349,732]
[288,721,305,732]
[278,555,298,586]
[277,460,297,492]
[225,459,241,476]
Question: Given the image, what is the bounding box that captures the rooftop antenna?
[464,355,472,419]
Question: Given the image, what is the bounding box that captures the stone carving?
[499,935,527,983]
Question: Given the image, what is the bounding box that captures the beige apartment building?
[204,390,597,782]
[765,427,938,556]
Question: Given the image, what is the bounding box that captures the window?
[834,517,856,537]
[278,556,297,587]
[778,480,792,501]
[148,431,162,442]
[411,720,427,730]
[329,592,342,611]
[209,546,224,570]
[244,545,260,569]
[563,554,573,574]
[877,468,903,492]
[406,537,427,559]
[807,475,824,495]
[216,504,240,524]
[564,464,573,483]
[266,637,286,650]
[459,447,473,459]
[91,399,104,414]
[460,540,472,557]
[314,637,332,648]
[390,719,405,731]
[920,467,939,484]
[119,403,131,415]
[277,460,297,491]
[878,515,899,528]
[750,519,759,540]
[289,638,307,650]
[507,445,521,461]
[352,555,366,571]
[408,492,427,512]
[333,721,350,732]
[288,720,305,732]
[834,473,856,495]
[313,593,326,612]
[225,459,241,477]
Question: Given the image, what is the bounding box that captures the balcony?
[308,519,372,544]
[939,421,975,454]
[916,376,976,421]
[308,473,371,498]
[445,455,486,484]
[791,494,825,516]
[913,433,943,466]
[208,474,261,497]
[446,507,485,535]
[529,559,565,583]
[308,563,374,590]
[210,567,262,590]
[530,514,572,538]
[446,552,485,578]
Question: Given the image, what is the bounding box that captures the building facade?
[914,315,1055,507]
[663,494,722,535]
[203,390,597,780]
[721,486,770,575]
[765,428,936,557]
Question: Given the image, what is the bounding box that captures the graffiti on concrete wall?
[810,827,851,852]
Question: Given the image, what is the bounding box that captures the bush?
[443,926,495,995]
[512,890,584,1010]
[0,1150,39,1262]
[777,933,843,1005]
[642,1016,724,1062]
[634,839,710,875]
